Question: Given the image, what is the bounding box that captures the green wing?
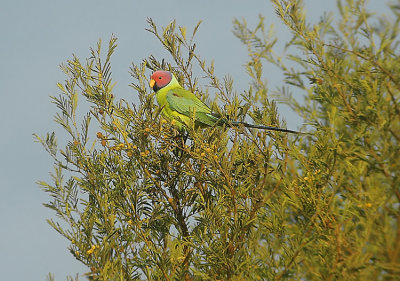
[166,88,221,127]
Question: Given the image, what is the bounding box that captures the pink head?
[150,70,173,92]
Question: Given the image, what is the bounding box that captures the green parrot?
[150,70,299,134]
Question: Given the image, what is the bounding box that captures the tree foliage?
[36,0,400,280]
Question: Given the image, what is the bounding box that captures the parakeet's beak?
[149,79,155,88]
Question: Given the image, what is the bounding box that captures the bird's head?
[150,70,173,92]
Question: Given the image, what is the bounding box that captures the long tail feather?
[232,121,300,134]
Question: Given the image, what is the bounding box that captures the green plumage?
[153,72,220,129]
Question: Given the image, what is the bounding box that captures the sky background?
[0,0,390,280]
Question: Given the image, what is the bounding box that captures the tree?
[35,0,400,280]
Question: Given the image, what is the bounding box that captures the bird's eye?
[158,77,162,79]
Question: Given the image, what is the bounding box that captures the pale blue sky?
[0,0,388,280]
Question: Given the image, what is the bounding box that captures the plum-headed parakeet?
[149,70,299,134]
